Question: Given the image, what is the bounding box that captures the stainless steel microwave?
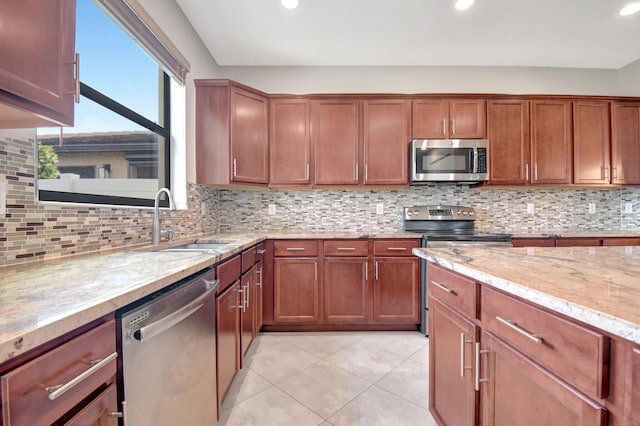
[410,139,489,184]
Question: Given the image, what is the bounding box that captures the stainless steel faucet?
[152,188,176,245]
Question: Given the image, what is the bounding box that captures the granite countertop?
[0,231,422,364]
[510,231,640,239]
[414,246,640,345]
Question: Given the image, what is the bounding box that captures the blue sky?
[40,0,161,136]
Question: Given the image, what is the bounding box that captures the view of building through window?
[37,0,170,206]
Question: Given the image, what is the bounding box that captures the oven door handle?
[132,282,219,343]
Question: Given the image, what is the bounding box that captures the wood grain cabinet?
[372,240,420,324]
[269,98,311,186]
[323,240,370,323]
[254,258,265,333]
[573,100,612,185]
[195,80,269,186]
[487,99,531,185]
[412,98,486,139]
[362,99,411,185]
[0,320,117,426]
[531,100,573,184]
[273,240,321,323]
[240,267,255,357]
[312,99,360,185]
[0,0,78,128]
[611,102,640,185]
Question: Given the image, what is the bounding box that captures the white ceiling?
[176,0,640,69]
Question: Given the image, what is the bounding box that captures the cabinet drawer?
[556,238,601,247]
[255,241,268,260]
[428,264,478,319]
[218,255,241,291]
[242,246,257,272]
[273,240,319,257]
[324,240,369,257]
[602,237,640,246]
[1,321,116,426]
[481,286,609,400]
[373,239,419,256]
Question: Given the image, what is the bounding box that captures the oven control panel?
[404,205,475,221]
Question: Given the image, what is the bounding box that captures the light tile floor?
[218,331,438,426]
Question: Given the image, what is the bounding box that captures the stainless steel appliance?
[117,268,219,426]
[410,139,489,184]
[403,205,512,334]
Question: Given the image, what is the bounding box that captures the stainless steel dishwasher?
[117,267,219,426]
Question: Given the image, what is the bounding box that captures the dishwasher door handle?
[133,284,218,343]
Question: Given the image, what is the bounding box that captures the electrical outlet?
[268,204,276,215]
[527,203,534,214]
[588,203,596,214]
[624,202,633,214]
[376,203,384,215]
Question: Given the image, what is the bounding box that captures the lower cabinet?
[254,259,264,332]
[274,257,320,323]
[216,280,240,408]
[65,383,118,425]
[240,267,255,357]
[481,331,607,426]
[323,257,369,323]
[373,256,420,323]
[428,297,478,426]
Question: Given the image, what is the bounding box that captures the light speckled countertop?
[414,246,640,345]
[511,232,640,238]
[0,231,421,363]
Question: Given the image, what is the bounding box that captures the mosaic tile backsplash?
[2,128,639,267]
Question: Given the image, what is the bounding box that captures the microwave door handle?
[472,148,479,173]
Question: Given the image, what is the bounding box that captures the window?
[36,0,188,208]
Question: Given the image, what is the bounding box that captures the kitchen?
[1,0,640,425]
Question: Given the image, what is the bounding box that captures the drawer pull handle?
[496,316,543,344]
[286,247,306,251]
[46,352,118,400]
[336,247,356,251]
[431,281,454,294]
[386,247,407,251]
[257,249,267,254]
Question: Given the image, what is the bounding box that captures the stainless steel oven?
[404,205,511,335]
[117,268,219,426]
[410,139,489,184]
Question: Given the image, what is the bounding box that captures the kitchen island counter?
[413,246,640,344]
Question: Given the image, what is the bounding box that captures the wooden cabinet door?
[428,298,478,426]
[611,102,640,184]
[372,257,420,323]
[274,258,320,323]
[312,99,360,185]
[216,281,240,407]
[481,331,607,426]
[254,259,264,332]
[65,383,117,425]
[270,98,311,185]
[323,258,369,323]
[0,0,76,127]
[511,237,556,247]
[574,101,611,184]
[556,237,601,247]
[412,99,449,138]
[240,268,255,356]
[487,100,531,184]
[531,100,573,184]
[230,87,269,183]
[363,99,411,185]
[450,99,486,139]
[631,347,640,426]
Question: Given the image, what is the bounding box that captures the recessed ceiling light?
[455,0,474,11]
[620,2,640,15]
[281,0,300,10]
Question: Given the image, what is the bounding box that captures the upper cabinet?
[573,101,611,185]
[0,0,78,128]
[270,98,311,186]
[412,98,486,139]
[363,99,411,185]
[530,100,573,184]
[195,80,269,186]
[487,99,531,185]
[312,99,361,185]
[611,102,640,185]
